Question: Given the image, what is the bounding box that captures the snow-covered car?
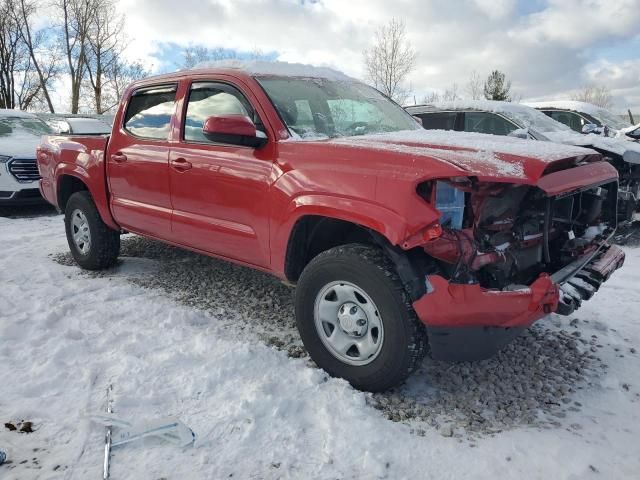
[40,115,112,135]
[525,101,636,140]
[0,109,52,205]
[406,101,640,221]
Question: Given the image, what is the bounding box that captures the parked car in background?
[525,101,636,139]
[39,114,112,135]
[407,101,640,222]
[0,109,52,205]
[37,61,624,391]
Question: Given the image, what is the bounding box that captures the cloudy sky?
[51,0,640,113]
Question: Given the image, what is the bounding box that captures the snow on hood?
[0,127,42,158]
[541,130,640,164]
[315,129,599,182]
[190,60,356,81]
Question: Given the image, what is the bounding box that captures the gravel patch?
[53,235,611,436]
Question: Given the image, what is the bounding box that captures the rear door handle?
[170,158,192,172]
[111,153,127,163]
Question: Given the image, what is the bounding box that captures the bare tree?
[106,58,148,110]
[57,0,95,113]
[12,0,57,112]
[363,18,416,104]
[85,0,124,113]
[421,83,461,104]
[0,0,24,108]
[465,70,483,100]
[571,85,613,109]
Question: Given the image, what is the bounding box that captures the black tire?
[64,191,120,270]
[295,244,427,392]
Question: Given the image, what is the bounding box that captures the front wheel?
[64,191,120,270]
[295,244,427,392]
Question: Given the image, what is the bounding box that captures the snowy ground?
[1,210,639,479]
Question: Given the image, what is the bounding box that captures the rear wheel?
[64,191,120,270]
[295,244,427,392]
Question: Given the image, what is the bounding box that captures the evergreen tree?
[483,70,511,101]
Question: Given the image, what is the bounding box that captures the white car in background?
[0,110,53,206]
[406,100,640,222]
[525,100,638,140]
[40,115,112,135]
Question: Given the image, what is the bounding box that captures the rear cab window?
[123,85,178,140]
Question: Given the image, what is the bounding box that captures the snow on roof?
[525,100,603,114]
[190,59,356,81]
[524,101,632,131]
[0,109,37,118]
[407,100,572,134]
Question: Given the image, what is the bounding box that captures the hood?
[0,130,41,158]
[541,130,640,164]
[317,129,600,183]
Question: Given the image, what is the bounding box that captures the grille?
[8,158,40,183]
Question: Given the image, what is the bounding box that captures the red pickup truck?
[37,61,625,391]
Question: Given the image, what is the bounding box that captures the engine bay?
[420,177,619,289]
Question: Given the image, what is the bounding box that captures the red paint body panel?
[413,274,559,328]
[537,161,618,195]
[202,114,257,137]
[36,67,623,333]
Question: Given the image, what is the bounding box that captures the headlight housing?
[0,155,11,176]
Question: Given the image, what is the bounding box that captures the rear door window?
[416,112,458,131]
[548,110,589,132]
[124,85,177,139]
[463,112,517,136]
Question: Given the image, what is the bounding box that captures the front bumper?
[0,188,45,205]
[413,243,625,360]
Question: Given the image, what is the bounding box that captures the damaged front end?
[406,161,625,361]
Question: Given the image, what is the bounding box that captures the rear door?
[168,79,274,268]
[107,84,177,237]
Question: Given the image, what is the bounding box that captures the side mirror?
[508,128,529,139]
[202,115,267,148]
[626,127,640,140]
[581,123,602,135]
[412,115,423,126]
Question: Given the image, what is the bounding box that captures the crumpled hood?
[0,130,41,158]
[321,129,600,183]
[541,130,640,164]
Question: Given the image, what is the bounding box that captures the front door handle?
[170,158,192,172]
[111,153,127,163]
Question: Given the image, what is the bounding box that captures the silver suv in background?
[0,110,52,205]
[406,100,640,222]
[525,101,638,140]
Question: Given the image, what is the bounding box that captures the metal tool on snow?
[93,386,195,479]
[103,384,113,480]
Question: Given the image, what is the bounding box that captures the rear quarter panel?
[37,135,118,230]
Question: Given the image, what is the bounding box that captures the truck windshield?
[257,77,420,139]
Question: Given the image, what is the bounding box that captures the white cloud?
[33,0,640,114]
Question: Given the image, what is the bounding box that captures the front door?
[107,84,177,237]
[168,80,273,268]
